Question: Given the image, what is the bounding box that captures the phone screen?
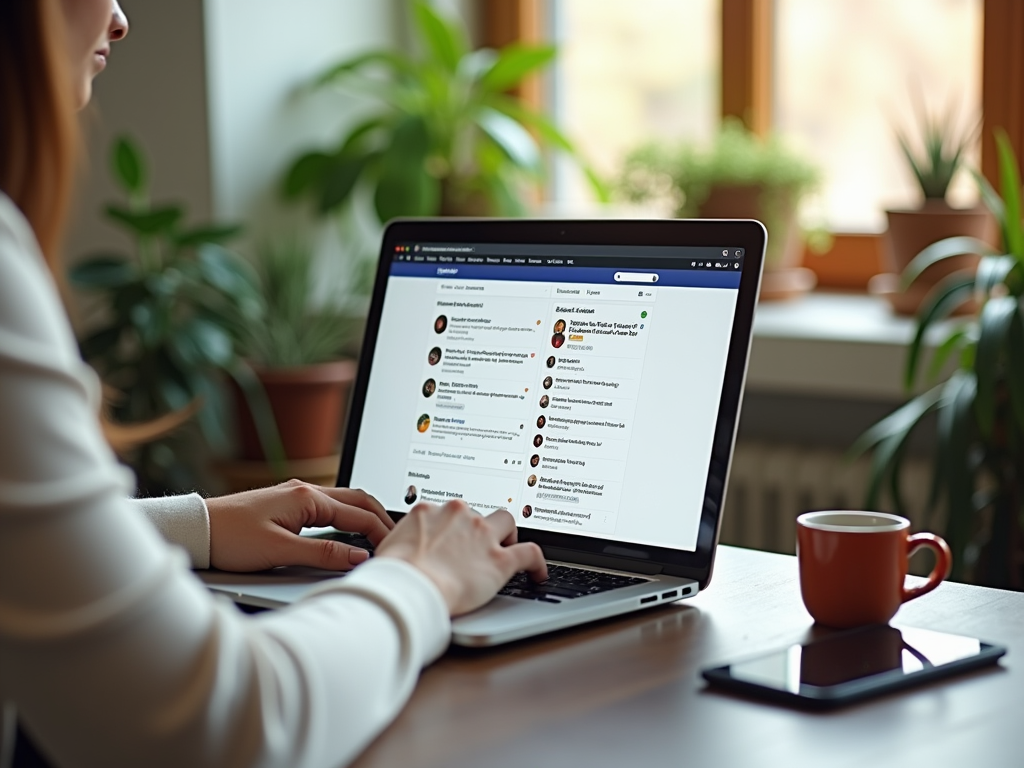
[724,625,991,692]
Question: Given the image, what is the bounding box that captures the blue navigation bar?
[389,261,742,289]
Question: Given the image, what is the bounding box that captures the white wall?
[65,0,483,293]
[67,0,212,263]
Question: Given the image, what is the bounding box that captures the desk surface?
[352,545,1023,768]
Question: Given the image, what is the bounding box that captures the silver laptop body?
[203,219,765,647]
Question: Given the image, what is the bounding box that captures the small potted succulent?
[878,96,995,314]
[618,118,821,300]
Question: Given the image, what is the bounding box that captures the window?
[546,0,719,212]
[774,0,982,232]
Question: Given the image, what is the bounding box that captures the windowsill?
[747,291,956,402]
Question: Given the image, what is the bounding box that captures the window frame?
[484,0,1016,290]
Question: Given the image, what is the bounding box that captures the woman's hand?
[206,479,393,572]
[376,500,548,616]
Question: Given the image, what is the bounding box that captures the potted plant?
[618,118,821,300]
[216,240,361,492]
[855,129,1024,589]
[875,97,995,315]
[70,136,260,493]
[281,0,604,223]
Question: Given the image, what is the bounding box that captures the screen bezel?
[337,218,766,588]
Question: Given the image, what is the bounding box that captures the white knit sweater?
[0,192,450,768]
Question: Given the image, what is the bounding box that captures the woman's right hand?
[376,501,548,616]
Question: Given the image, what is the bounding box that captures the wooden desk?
[353,545,1023,768]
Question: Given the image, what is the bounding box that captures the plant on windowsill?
[70,136,261,494]
[855,129,1024,590]
[875,95,995,315]
[618,118,822,300]
[215,240,361,492]
[281,0,604,223]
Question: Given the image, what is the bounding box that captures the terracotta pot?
[234,360,357,461]
[697,183,803,270]
[698,183,814,300]
[883,201,995,315]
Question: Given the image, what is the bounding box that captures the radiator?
[720,440,933,555]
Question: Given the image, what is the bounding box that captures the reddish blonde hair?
[0,0,79,268]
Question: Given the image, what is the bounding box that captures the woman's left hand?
[206,479,393,572]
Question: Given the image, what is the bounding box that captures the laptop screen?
[347,238,746,554]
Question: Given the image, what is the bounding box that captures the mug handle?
[901,532,953,603]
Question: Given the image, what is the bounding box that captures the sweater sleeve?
[131,494,212,569]
[0,193,451,768]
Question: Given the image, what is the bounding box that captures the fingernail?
[348,548,370,565]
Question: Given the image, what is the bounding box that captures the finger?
[483,508,517,544]
[305,490,392,545]
[274,531,370,571]
[503,542,548,583]
[318,487,394,530]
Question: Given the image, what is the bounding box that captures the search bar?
[614,272,659,283]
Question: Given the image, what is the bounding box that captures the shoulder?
[0,192,81,359]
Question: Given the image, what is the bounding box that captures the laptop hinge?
[542,546,664,575]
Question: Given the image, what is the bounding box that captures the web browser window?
[349,242,744,552]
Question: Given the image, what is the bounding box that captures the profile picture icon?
[428,346,442,366]
[543,376,553,390]
[422,378,436,398]
[530,454,540,467]
[539,395,549,408]
[553,319,567,334]
[533,434,544,448]
[404,485,418,504]
[551,333,565,349]
[434,315,448,334]
[546,355,556,368]
[522,504,533,519]
[417,414,431,433]
[527,474,538,487]
[536,415,546,429]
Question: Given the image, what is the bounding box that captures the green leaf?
[900,236,994,290]
[182,317,234,366]
[413,0,467,73]
[227,361,287,474]
[319,152,370,213]
[196,244,258,299]
[851,384,943,459]
[68,255,136,289]
[905,271,976,390]
[105,205,183,236]
[940,371,977,580]
[314,51,415,87]
[974,254,1016,298]
[372,116,438,221]
[973,167,1006,231]
[476,107,541,171]
[995,129,1024,260]
[78,325,121,362]
[282,151,331,201]
[926,327,968,382]
[974,295,1018,436]
[374,164,440,222]
[111,136,146,196]
[175,224,242,248]
[480,44,556,92]
[1007,313,1024,434]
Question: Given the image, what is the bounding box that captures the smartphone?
[702,624,1006,709]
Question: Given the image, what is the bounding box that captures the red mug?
[796,511,952,628]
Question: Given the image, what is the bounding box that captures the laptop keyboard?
[311,531,648,601]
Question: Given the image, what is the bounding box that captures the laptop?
[202,218,766,646]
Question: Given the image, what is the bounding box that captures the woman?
[0,3,546,767]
